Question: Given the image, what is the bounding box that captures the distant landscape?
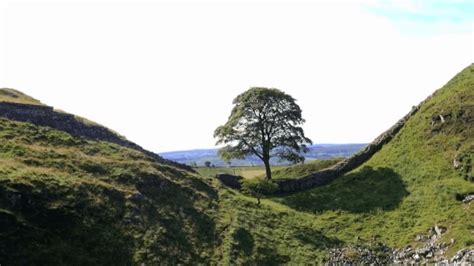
[160,143,367,167]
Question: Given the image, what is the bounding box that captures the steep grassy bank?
[207,65,473,264]
[1,64,473,264]
[0,118,219,264]
[0,88,44,105]
[270,64,474,254]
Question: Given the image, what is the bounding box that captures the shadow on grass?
[294,227,344,249]
[276,166,408,213]
[232,227,255,256]
[0,172,218,265]
[254,246,291,265]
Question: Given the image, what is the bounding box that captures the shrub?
[241,178,278,205]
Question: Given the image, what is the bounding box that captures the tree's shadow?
[276,166,408,213]
[231,228,290,265]
[232,227,255,256]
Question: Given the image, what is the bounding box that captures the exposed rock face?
[326,245,473,265]
[462,194,474,203]
[325,225,473,265]
[325,245,392,265]
[453,152,474,182]
[0,102,193,172]
[275,105,420,194]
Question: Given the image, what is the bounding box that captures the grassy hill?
[0,109,219,264]
[268,64,473,253]
[207,64,474,263]
[1,64,473,264]
[271,158,342,180]
[0,88,44,105]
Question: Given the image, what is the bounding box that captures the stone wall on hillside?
[275,105,420,194]
[0,102,194,172]
[0,102,139,148]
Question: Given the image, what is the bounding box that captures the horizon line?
[158,143,369,154]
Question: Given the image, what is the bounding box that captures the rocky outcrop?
[325,226,473,265]
[276,105,420,193]
[462,194,474,203]
[0,102,194,172]
[326,245,473,265]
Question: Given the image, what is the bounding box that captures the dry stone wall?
[276,105,420,194]
[0,102,194,172]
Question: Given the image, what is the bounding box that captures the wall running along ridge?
[273,67,472,194]
[275,104,421,194]
[0,102,194,172]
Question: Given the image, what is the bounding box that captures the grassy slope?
[196,165,285,179]
[0,118,219,264]
[271,158,342,179]
[195,158,341,181]
[1,64,473,264]
[0,88,44,105]
[272,65,474,252]
[209,65,473,264]
[0,114,325,265]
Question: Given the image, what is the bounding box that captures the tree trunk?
[263,158,272,179]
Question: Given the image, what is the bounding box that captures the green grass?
[213,189,342,264]
[210,64,474,262]
[268,64,474,254]
[271,157,342,179]
[0,118,220,264]
[195,158,341,180]
[196,165,285,179]
[1,65,473,264]
[0,88,44,105]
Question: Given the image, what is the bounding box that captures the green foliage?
[1,65,473,264]
[210,65,474,262]
[215,87,312,179]
[241,178,279,198]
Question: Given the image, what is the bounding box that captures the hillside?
[265,64,473,261]
[0,88,44,105]
[207,64,473,264]
[0,92,218,264]
[1,64,473,264]
[271,157,343,180]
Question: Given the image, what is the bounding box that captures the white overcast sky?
[0,0,473,152]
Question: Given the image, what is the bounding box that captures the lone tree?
[214,87,312,179]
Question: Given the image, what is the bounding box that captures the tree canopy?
[214,87,312,179]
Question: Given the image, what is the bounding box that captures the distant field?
[195,158,341,180]
[196,165,286,179]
